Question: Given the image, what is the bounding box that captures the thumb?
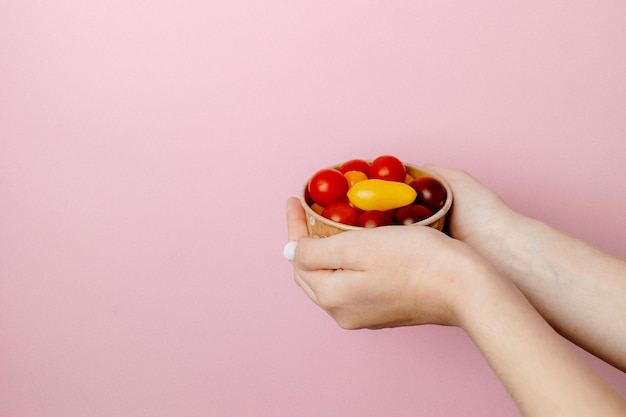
[284,197,308,261]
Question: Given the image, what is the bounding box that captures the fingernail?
[283,241,298,261]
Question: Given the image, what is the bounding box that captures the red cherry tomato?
[369,155,406,182]
[308,168,349,206]
[322,202,358,226]
[356,210,393,228]
[409,177,447,211]
[339,159,370,176]
[393,204,434,225]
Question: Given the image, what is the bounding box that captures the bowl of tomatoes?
[300,155,453,238]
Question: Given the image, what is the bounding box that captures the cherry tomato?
[409,177,447,211]
[369,155,406,182]
[343,170,368,187]
[347,179,417,211]
[308,168,349,207]
[356,210,393,228]
[339,159,370,176]
[310,203,324,215]
[393,204,434,225]
[322,202,358,226]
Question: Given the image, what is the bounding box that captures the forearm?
[473,214,626,371]
[454,264,626,417]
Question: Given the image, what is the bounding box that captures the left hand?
[284,197,481,330]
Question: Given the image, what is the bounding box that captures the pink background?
[1,1,625,416]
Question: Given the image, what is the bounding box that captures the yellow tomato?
[343,170,368,187]
[347,179,417,211]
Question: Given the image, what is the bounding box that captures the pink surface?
[1,1,625,416]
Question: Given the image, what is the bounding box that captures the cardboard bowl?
[300,163,453,238]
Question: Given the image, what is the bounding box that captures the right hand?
[425,165,520,258]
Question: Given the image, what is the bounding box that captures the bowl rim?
[300,162,453,232]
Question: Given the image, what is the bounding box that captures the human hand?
[284,197,484,330]
[284,197,626,416]
[427,166,626,372]
[424,165,520,260]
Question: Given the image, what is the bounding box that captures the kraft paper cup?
[300,163,453,238]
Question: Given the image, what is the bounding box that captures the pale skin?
[284,166,626,417]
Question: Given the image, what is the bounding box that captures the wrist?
[444,247,512,329]
[465,209,538,282]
